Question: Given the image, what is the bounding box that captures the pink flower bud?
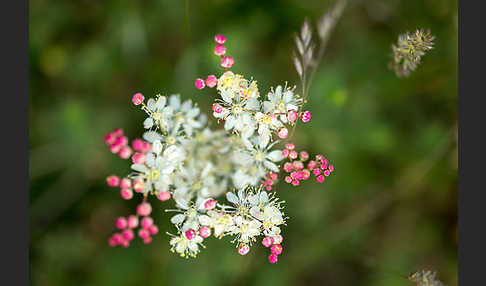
[328,164,334,172]
[302,169,311,180]
[115,136,128,146]
[313,168,321,176]
[265,185,272,191]
[214,34,226,44]
[132,138,144,151]
[316,154,324,161]
[112,233,123,244]
[132,152,146,164]
[198,226,212,238]
[109,143,122,154]
[293,161,304,170]
[287,110,298,122]
[299,151,309,161]
[206,75,218,88]
[132,93,144,105]
[270,173,278,181]
[316,175,325,183]
[127,215,139,228]
[137,202,152,217]
[120,188,133,200]
[283,162,293,172]
[113,128,124,137]
[119,178,131,189]
[323,170,331,177]
[141,142,152,153]
[106,175,120,187]
[122,229,134,241]
[157,191,171,201]
[204,198,216,210]
[268,253,278,264]
[214,45,226,56]
[291,180,300,186]
[105,132,117,145]
[185,229,196,240]
[138,228,150,239]
[133,179,144,193]
[308,160,317,170]
[143,237,152,244]
[295,171,305,180]
[282,149,289,158]
[285,143,295,150]
[274,234,283,244]
[141,217,153,229]
[119,146,132,159]
[115,217,127,229]
[284,176,292,183]
[221,56,234,68]
[120,239,130,248]
[212,103,223,113]
[289,150,298,160]
[149,225,159,235]
[262,237,274,248]
[271,244,283,255]
[195,78,205,90]
[238,244,250,255]
[300,110,311,123]
[277,127,289,139]
[108,237,117,247]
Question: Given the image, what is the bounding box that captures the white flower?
[214,91,259,134]
[254,112,284,147]
[130,142,185,192]
[169,234,204,258]
[227,216,262,243]
[143,96,173,131]
[236,139,284,173]
[263,85,302,123]
[204,210,235,238]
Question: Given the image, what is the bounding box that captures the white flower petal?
[267,150,284,162]
[224,115,236,130]
[155,96,166,109]
[226,192,239,205]
[131,164,147,173]
[152,140,162,155]
[170,214,186,224]
[264,160,279,172]
[147,98,156,110]
[143,118,154,129]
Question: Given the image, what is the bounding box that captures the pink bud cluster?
[104,128,132,158]
[194,34,235,91]
[262,234,284,264]
[105,130,155,200]
[108,202,159,247]
[282,143,334,186]
[214,34,234,69]
[261,172,278,191]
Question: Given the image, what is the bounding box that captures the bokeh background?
[29,0,457,285]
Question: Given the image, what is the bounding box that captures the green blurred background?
[29,0,457,285]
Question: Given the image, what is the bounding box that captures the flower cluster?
[103,34,335,264]
[281,143,334,186]
[166,186,286,261]
[108,201,158,247]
